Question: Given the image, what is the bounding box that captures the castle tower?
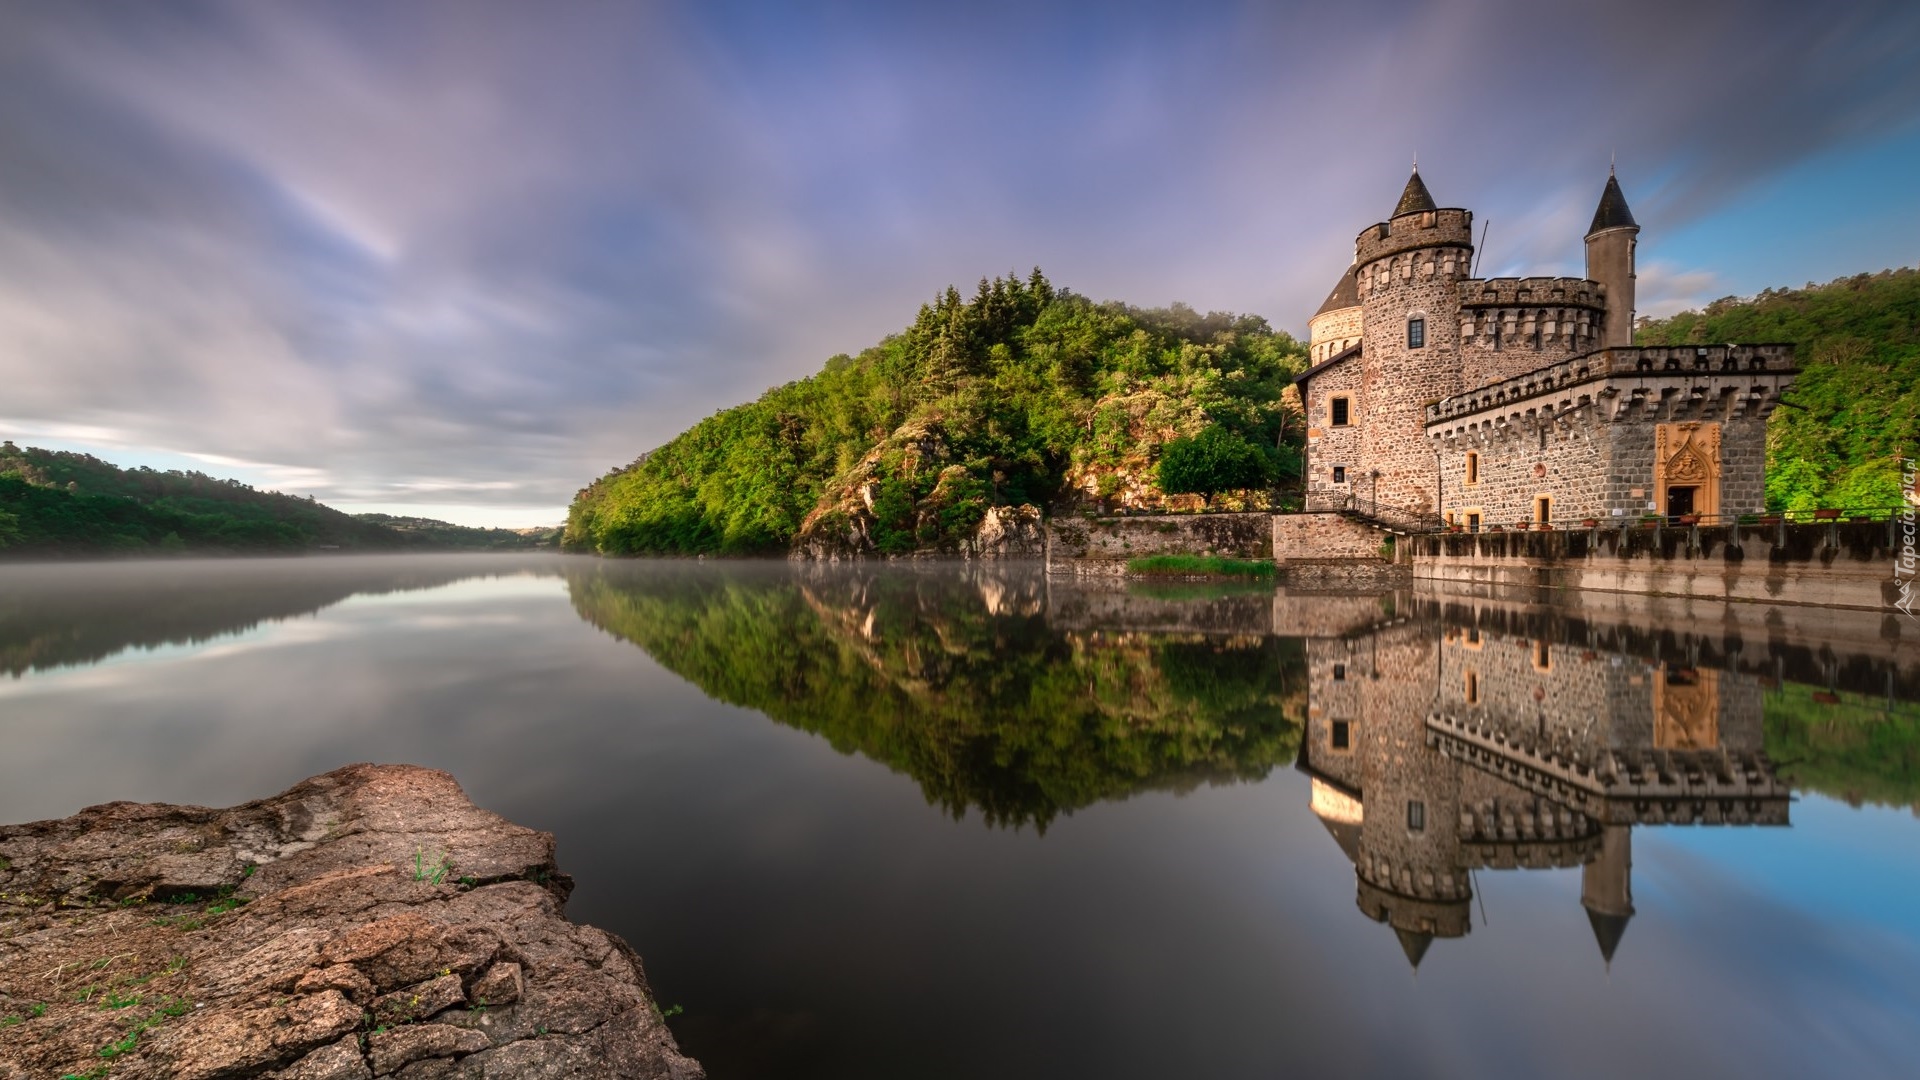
[1354,168,1474,516]
[1585,169,1640,348]
[1580,824,1635,968]
[1308,264,1362,365]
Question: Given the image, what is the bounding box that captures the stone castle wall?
[1044,512,1272,574]
[1411,519,1902,611]
[1457,277,1609,388]
[1301,356,1364,508]
[1308,304,1362,365]
[1356,209,1475,517]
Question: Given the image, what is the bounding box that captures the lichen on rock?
[0,764,702,1079]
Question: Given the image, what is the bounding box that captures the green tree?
[1156,426,1278,506]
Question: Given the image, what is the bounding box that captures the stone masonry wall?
[1308,304,1363,365]
[1044,512,1272,574]
[1436,408,1772,526]
[1302,356,1365,509]
[1457,276,1609,389]
[1439,405,1616,527]
[1411,520,1902,611]
[1356,208,1473,517]
[1273,512,1392,562]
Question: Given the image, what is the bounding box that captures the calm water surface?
[3,554,1918,1079]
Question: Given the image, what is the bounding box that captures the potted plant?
[1678,513,1699,525]
[1536,523,1555,531]
[1488,524,1505,533]
[1639,514,1662,527]
[1580,517,1600,528]
[1757,513,1781,525]
[1814,508,1842,520]
[1513,521,1531,532]
[1448,524,1464,533]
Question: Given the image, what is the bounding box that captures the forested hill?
[566,270,1309,556]
[0,443,553,556]
[1635,267,1920,511]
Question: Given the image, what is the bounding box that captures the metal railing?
[1428,506,1913,535]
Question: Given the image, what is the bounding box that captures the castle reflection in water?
[1298,612,1791,971]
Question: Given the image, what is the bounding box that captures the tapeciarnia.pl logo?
[1897,458,1917,620]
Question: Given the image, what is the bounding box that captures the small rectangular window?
[1465,452,1479,486]
[1465,670,1479,703]
[1408,318,1426,348]
[1331,397,1350,426]
[1535,496,1551,525]
[1407,801,1426,832]
[1332,466,1347,484]
[1332,663,1347,681]
[1331,720,1352,751]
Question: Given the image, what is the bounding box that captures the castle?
[1297,605,1790,970]
[1297,169,1799,531]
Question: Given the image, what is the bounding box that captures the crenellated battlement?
[1424,344,1798,435]
[1354,207,1474,271]
[1461,276,1605,310]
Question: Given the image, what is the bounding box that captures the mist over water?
[3,554,1917,1079]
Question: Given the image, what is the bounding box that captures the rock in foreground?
[0,765,702,1080]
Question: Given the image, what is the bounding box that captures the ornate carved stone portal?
[1654,422,1721,517]
[1653,668,1720,750]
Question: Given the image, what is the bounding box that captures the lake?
[3,554,1917,1079]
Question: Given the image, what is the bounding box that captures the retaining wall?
[1412,520,1903,612]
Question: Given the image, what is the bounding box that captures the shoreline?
[0,764,702,1080]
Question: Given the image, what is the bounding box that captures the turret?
[1353,168,1474,516]
[1585,169,1639,348]
[1580,825,1635,969]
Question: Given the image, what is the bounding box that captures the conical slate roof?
[1394,927,1435,970]
[1314,266,1359,317]
[1394,169,1437,217]
[1588,172,1638,234]
[1586,907,1632,966]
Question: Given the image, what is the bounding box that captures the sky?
[2,0,1917,527]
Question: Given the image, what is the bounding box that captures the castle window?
[1407,318,1426,349]
[1535,495,1552,525]
[1533,641,1552,672]
[1333,663,1347,681]
[1331,396,1351,427]
[1331,720,1352,751]
[1407,801,1426,832]
[1464,670,1479,704]
[1465,452,1479,486]
[1492,321,1502,351]
[1332,466,1347,484]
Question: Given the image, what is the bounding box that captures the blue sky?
[2,0,1916,526]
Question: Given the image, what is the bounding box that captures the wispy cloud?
[2,0,1916,525]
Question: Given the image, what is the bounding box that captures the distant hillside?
[353,513,559,550]
[566,270,1308,557]
[1636,267,1920,511]
[0,443,549,556]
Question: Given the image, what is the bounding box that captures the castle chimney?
[1586,168,1639,348]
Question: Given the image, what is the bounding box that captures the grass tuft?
[1126,555,1275,579]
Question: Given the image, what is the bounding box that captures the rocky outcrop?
[791,416,1045,560]
[0,765,701,1080]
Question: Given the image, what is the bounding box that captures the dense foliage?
[1635,268,1920,511]
[1156,425,1282,503]
[567,271,1308,555]
[567,564,1305,828]
[0,443,548,556]
[1765,683,1920,810]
